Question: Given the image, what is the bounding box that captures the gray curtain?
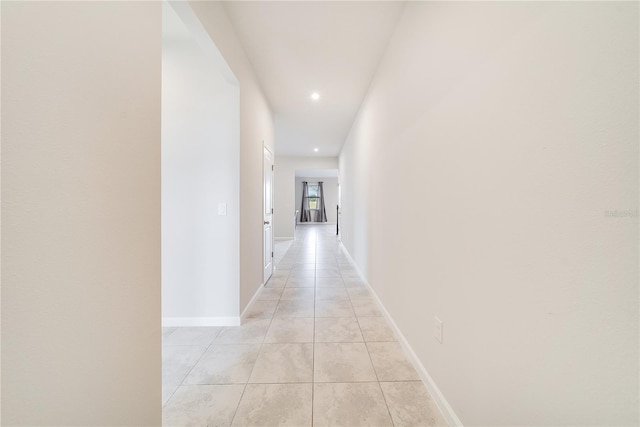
[300,181,311,222]
[300,181,328,223]
[317,181,328,222]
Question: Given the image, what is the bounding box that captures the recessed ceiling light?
[311,92,320,101]
[314,148,319,152]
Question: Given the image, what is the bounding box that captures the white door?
[263,146,274,283]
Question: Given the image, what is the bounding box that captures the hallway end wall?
[339,2,639,425]
[189,1,274,312]
[273,156,338,239]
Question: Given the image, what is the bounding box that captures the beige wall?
[273,156,339,239]
[189,1,274,311]
[339,2,639,425]
[1,2,161,425]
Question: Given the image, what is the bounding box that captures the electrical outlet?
[434,316,443,343]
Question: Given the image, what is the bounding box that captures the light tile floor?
[162,224,447,427]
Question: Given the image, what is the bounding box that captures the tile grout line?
[311,229,317,427]
[349,269,397,427]
[318,228,397,425]
[280,231,315,426]
[163,327,224,409]
[228,323,268,426]
[230,240,297,426]
[164,227,405,426]
[226,381,246,427]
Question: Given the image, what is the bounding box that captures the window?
[307,184,320,210]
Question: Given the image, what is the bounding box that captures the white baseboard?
[240,281,265,322]
[339,242,463,427]
[162,316,240,327]
[164,280,265,327]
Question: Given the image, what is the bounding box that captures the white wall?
[295,177,339,224]
[189,1,274,311]
[273,156,338,239]
[339,2,639,426]
[162,4,240,325]
[1,2,161,425]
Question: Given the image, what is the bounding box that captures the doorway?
[161,0,241,408]
[264,146,274,283]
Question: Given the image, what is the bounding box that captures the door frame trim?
[263,144,274,284]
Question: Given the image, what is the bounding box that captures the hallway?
[162,225,446,426]
[2,1,637,425]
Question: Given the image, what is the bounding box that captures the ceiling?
[163,3,188,42]
[223,1,405,157]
